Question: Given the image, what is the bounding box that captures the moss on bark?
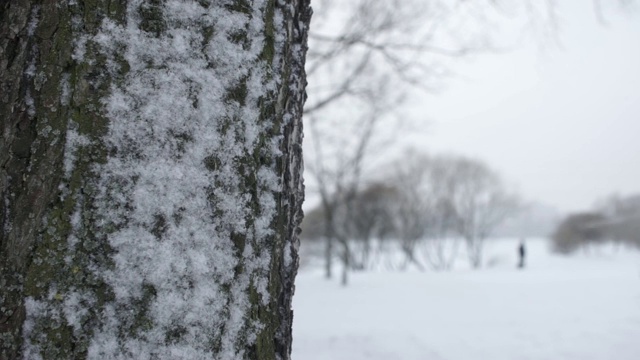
[1,0,126,358]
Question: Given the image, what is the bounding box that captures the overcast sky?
[405,2,640,213]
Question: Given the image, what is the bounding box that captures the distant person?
[518,239,526,269]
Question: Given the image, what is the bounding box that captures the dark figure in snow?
[518,239,526,269]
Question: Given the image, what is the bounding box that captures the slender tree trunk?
[340,237,350,286]
[467,238,483,269]
[323,209,334,279]
[1,1,310,359]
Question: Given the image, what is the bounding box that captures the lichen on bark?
[0,1,122,358]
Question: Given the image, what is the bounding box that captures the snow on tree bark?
[0,0,309,359]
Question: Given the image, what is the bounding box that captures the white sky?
[405,2,640,213]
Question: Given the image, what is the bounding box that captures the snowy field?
[292,238,640,360]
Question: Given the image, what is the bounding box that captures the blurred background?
[293,1,640,359]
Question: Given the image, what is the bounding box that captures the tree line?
[552,194,640,254]
[302,151,519,284]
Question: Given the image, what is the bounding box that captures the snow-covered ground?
[292,238,640,360]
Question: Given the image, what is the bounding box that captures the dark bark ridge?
[2,1,127,358]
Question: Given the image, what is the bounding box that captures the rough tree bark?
[1,0,309,359]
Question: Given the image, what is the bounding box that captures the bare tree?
[307,106,389,284]
[346,183,397,270]
[389,152,432,271]
[588,194,640,249]
[305,0,627,281]
[446,156,519,268]
[552,212,608,254]
[389,152,516,272]
[303,0,556,282]
[603,195,640,247]
[419,157,465,271]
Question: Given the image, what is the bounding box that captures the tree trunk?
[466,238,483,269]
[0,0,310,359]
[323,203,334,279]
[340,238,349,286]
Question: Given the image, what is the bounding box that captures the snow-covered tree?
[0,1,309,359]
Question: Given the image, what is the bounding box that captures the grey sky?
[406,2,640,213]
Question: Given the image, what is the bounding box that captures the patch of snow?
[63,1,283,358]
[25,90,35,117]
[27,6,39,37]
[293,238,640,360]
[62,290,96,335]
[22,298,45,360]
[60,73,71,106]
